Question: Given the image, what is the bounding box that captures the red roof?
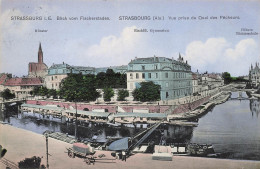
[0,74,9,85]
[4,77,42,86]
[192,73,198,80]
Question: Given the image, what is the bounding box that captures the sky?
[0,0,259,77]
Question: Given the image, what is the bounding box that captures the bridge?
[0,99,25,111]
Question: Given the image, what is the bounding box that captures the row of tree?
[222,72,249,84]
[31,73,161,102]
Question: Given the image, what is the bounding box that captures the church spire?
[38,42,43,63]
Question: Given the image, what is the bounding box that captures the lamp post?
[74,100,78,141]
[44,133,49,169]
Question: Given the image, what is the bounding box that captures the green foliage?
[0,89,15,100]
[96,69,126,88]
[48,89,58,99]
[18,156,45,169]
[103,87,114,102]
[117,89,129,101]
[59,73,100,102]
[31,86,48,96]
[132,81,160,102]
[222,72,232,84]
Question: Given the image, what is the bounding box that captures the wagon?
[67,142,96,165]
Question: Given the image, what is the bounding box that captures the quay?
[1,123,260,169]
[19,90,247,127]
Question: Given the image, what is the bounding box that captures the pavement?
[0,124,260,169]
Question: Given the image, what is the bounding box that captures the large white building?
[127,55,193,100]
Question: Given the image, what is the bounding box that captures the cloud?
[0,4,65,75]
[184,38,259,76]
[66,26,148,67]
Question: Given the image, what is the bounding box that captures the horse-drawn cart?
[66,142,96,165]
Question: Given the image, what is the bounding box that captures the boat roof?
[21,104,110,117]
[21,103,64,111]
[113,112,166,118]
[66,109,110,117]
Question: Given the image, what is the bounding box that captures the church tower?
[38,43,43,63]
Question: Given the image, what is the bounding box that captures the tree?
[132,81,160,102]
[96,69,127,89]
[48,89,58,99]
[222,72,232,84]
[59,73,100,102]
[103,87,114,102]
[0,89,15,100]
[117,89,129,101]
[31,86,48,96]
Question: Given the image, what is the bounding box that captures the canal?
[1,92,259,160]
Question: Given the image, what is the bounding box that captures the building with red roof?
[4,77,43,99]
[0,73,12,92]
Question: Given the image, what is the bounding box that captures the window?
[130,83,133,89]
[165,72,168,78]
[156,73,158,78]
[155,65,158,69]
[166,92,169,98]
[148,73,151,78]
[130,73,133,79]
[166,82,169,87]
[142,65,145,70]
[142,73,145,79]
[136,73,139,79]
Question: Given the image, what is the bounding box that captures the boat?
[170,143,215,157]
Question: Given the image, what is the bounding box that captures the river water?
[1,92,260,160]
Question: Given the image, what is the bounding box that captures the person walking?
[122,151,126,162]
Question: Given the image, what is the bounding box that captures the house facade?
[4,77,42,99]
[44,63,96,90]
[127,55,192,100]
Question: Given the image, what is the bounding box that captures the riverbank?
[1,124,260,169]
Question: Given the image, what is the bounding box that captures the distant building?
[201,73,224,90]
[0,73,12,92]
[95,65,127,74]
[192,73,199,94]
[45,62,127,90]
[127,54,192,100]
[249,62,260,87]
[4,77,42,99]
[28,43,48,78]
[45,63,95,90]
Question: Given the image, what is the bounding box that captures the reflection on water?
[1,92,260,160]
[250,99,260,118]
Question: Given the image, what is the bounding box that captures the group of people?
[116,150,127,162]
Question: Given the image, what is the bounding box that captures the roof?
[0,74,11,85]
[192,73,198,80]
[114,112,166,118]
[4,77,42,86]
[21,104,110,117]
[49,63,71,69]
[21,104,64,111]
[66,109,110,117]
[129,56,173,64]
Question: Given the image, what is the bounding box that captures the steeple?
[38,42,43,63]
